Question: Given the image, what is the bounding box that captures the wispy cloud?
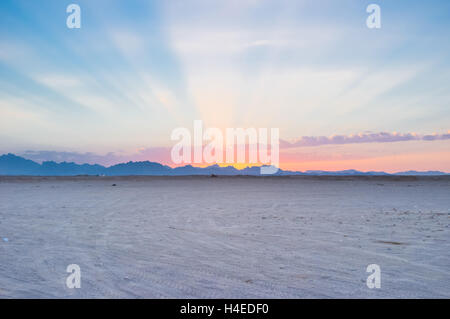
[281,131,450,148]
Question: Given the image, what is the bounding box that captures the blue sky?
[1,0,449,171]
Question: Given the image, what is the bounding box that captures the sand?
[0,176,449,298]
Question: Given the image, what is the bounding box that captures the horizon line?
[1,153,449,175]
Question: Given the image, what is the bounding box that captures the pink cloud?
[17,130,450,167]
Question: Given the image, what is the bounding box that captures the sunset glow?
[1,0,449,172]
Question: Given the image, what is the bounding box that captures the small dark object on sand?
[376,240,405,245]
[210,174,218,178]
[112,184,117,186]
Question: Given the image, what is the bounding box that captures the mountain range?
[0,153,448,176]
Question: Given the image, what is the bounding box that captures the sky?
[0,0,449,172]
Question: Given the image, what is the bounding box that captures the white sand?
[0,176,449,298]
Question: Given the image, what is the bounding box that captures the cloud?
[110,30,145,57]
[280,131,450,148]
[16,130,450,168]
[35,74,83,89]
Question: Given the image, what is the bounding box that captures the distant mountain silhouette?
[0,153,448,176]
[0,153,41,175]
